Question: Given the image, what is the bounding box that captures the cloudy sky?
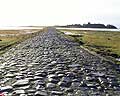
[0,0,120,27]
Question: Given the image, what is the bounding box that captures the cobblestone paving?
[0,28,120,96]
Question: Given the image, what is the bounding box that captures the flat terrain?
[60,29,120,63]
[0,28,120,95]
[0,29,41,55]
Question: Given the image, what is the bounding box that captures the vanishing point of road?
[0,28,120,96]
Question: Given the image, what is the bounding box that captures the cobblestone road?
[0,28,120,96]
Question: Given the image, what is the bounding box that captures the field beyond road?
[0,29,42,55]
[59,29,120,63]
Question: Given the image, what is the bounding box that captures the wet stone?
[46,83,56,88]
[68,64,81,68]
[58,81,71,88]
[19,85,30,89]
[71,82,81,88]
[37,81,46,86]
[5,73,15,78]
[66,72,76,78]
[36,84,46,90]
[12,79,29,87]
[65,88,74,93]
[51,91,63,95]
[46,63,55,68]
[15,76,24,80]
[56,71,64,75]
[92,72,105,77]
[35,91,48,96]
[62,77,71,83]
[0,86,13,92]
[27,89,36,93]
[47,74,58,79]
[79,81,87,87]
[20,94,27,96]
[13,89,25,94]
[75,90,88,96]
[85,76,96,82]
[58,74,64,78]
[48,78,59,84]
[58,81,66,87]
[51,61,57,64]
[35,72,47,77]
[86,83,97,89]
[27,93,34,96]
[34,76,44,80]
[67,93,74,96]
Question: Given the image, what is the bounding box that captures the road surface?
[0,28,120,96]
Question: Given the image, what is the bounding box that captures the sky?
[0,0,120,28]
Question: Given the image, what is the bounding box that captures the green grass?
[60,29,120,63]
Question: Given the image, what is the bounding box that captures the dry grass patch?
[0,29,42,55]
[60,29,120,63]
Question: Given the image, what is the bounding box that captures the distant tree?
[83,23,106,28]
[106,24,117,29]
[59,23,117,29]
[88,22,91,25]
[83,24,86,28]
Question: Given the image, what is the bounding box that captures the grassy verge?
[59,29,120,64]
[0,29,42,55]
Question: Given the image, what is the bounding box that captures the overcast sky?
[0,0,120,27]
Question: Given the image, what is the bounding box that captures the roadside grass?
[0,30,19,34]
[0,29,42,55]
[59,29,120,63]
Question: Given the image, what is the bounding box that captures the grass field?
[0,29,41,55]
[60,29,120,63]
